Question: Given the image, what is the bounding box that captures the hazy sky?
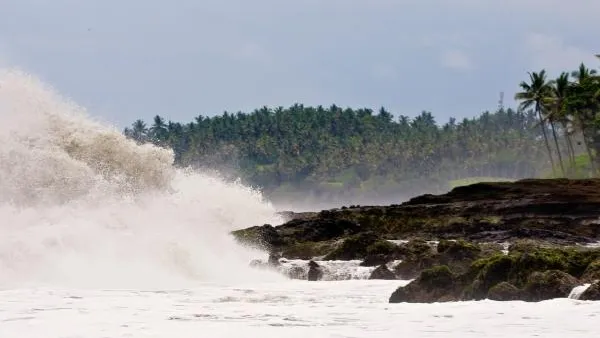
[1,0,599,128]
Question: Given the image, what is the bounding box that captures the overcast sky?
[1,0,599,128]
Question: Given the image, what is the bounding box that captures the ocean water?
[2,280,600,338]
[0,68,598,337]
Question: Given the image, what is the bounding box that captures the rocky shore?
[232,178,600,302]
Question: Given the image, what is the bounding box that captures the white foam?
[0,67,285,289]
[568,284,592,299]
[2,281,599,338]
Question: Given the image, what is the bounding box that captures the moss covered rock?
[393,240,438,280]
[394,239,500,281]
[465,245,598,300]
[389,265,459,303]
[580,282,600,300]
[466,254,514,300]
[581,259,600,282]
[360,240,403,266]
[369,264,397,280]
[323,232,380,260]
[280,241,336,260]
[522,270,579,301]
[437,239,487,274]
[487,282,522,301]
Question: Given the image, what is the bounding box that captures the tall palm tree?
[515,70,558,175]
[569,63,598,175]
[548,72,576,169]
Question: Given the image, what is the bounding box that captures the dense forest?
[123,58,599,201]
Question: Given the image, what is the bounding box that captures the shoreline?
[234,178,600,302]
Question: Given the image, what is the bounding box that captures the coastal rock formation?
[389,242,600,303]
[234,178,600,302]
[233,179,600,261]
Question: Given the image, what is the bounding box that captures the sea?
[0,68,598,338]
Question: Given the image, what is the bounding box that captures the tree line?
[123,58,599,199]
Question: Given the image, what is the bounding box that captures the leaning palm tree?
[515,70,558,176]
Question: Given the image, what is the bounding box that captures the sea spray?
[0,68,285,289]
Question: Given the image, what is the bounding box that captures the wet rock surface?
[368,264,396,280]
[234,178,600,302]
[580,282,600,300]
[234,179,600,260]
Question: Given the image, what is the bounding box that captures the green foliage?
[582,259,600,282]
[543,154,594,179]
[366,240,399,256]
[514,62,600,178]
[323,232,379,260]
[124,106,549,197]
[437,239,481,258]
[418,265,455,289]
[468,245,600,299]
[280,241,335,260]
[122,58,600,195]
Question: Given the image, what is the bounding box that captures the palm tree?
[515,70,558,175]
[572,63,598,82]
[569,63,599,175]
[149,115,168,144]
[548,72,575,170]
[131,119,148,144]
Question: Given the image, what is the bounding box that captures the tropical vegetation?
[514,58,600,177]
[123,57,600,199]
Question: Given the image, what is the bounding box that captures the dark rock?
[234,179,600,261]
[280,241,336,260]
[394,256,437,280]
[361,240,403,266]
[276,218,362,243]
[361,254,390,267]
[466,254,514,300]
[393,239,500,281]
[437,239,486,274]
[231,224,283,250]
[323,232,380,260]
[581,259,600,282]
[393,239,437,279]
[307,260,323,281]
[487,282,522,301]
[369,264,396,280]
[579,282,600,300]
[522,270,579,301]
[507,228,595,245]
[286,266,305,280]
[389,265,459,303]
[276,211,318,222]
